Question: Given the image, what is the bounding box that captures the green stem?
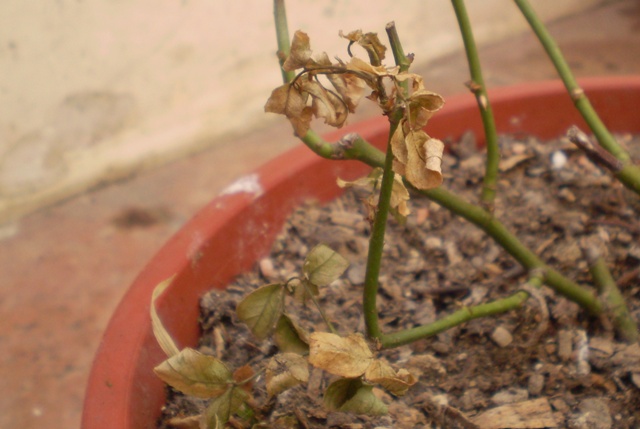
[423,186,602,315]
[350,137,601,314]
[381,274,543,349]
[585,248,638,342]
[363,24,413,341]
[615,164,640,197]
[274,0,295,84]
[381,290,530,348]
[451,0,500,208]
[567,126,640,197]
[386,22,412,82]
[513,0,630,164]
[290,131,604,317]
[301,130,345,159]
[363,118,402,340]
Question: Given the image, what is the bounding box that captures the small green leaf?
[324,378,388,415]
[303,244,349,286]
[274,314,310,354]
[203,387,249,429]
[236,283,286,339]
[265,353,310,398]
[340,384,388,416]
[324,378,363,411]
[153,348,232,398]
[292,279,319,304]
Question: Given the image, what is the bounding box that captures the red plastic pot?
[82,77,640,429]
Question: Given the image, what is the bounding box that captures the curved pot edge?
[81,76,640,429]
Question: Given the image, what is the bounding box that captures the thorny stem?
[451,0,500,209]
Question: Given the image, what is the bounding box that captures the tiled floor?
[1,1,639,428]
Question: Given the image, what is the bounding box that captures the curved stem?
[381,290,530,348]
[451,0,500,208]
[513,0,630,163]
[328,134,603,314]
[303,280,338,334]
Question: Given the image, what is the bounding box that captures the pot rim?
[82,76,640,429]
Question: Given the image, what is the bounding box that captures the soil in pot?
[158,132,640,429]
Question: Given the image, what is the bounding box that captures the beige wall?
[0,0,601,223]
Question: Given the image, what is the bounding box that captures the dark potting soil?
[159,132,640,429]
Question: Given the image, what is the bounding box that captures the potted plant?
[83,1,640,428]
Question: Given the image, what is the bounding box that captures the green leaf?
[340,383,388,416]
[236,283,286,339]
[324,378,387,416]
[153,348,232,398]
[274,314,310,354]
[203,387,249,429]
[324,378,363,411]
[265,353,309,398]
[303,244,349,286]
[292,279,319,304]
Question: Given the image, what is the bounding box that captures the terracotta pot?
[82,77,640,429]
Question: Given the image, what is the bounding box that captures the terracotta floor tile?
[1,2,638,428]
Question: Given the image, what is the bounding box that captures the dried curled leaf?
[151,276,180,358]
[266,353,310,398]
[265,82,313,137]
[364,360,417,397]
[274,314,310,354]
[283,30,313,71]
[391,125,444,190]
[406,89,445,130]
[346,57,398,77]
[153,348,232,398]
[301,79,348,129]
[236,283,285,339]
[339,29,387,64]
[313,53,366,113]
[337,168,411,221]
[308,332,373,378]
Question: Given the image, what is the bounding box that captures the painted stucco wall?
[0,0,602,223]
